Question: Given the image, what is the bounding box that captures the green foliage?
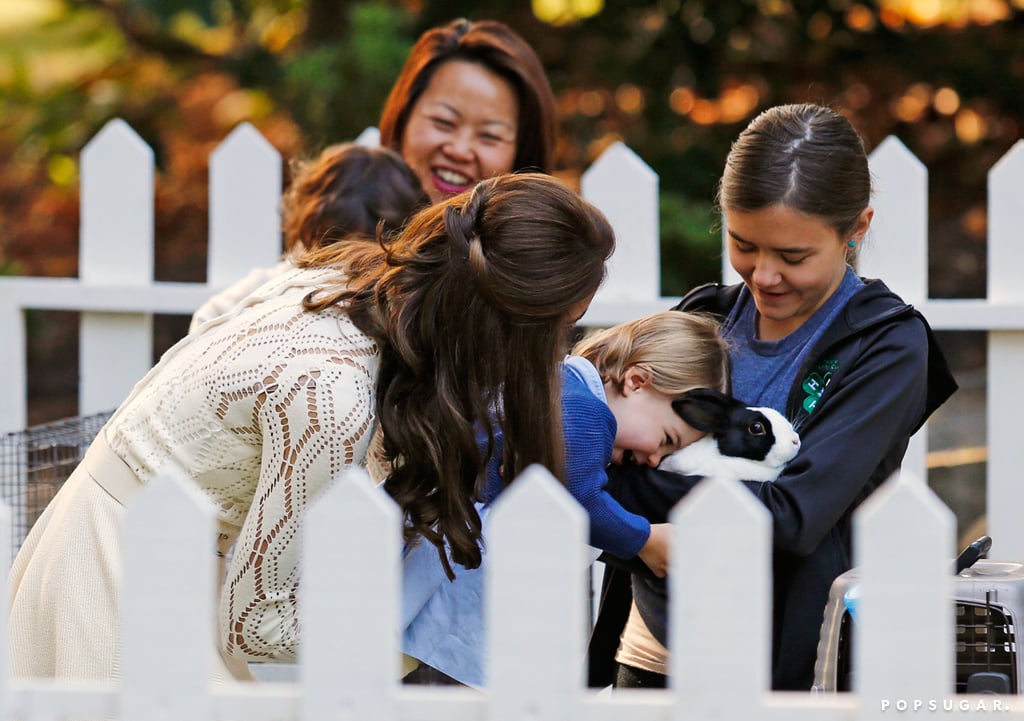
[659,191,719,296]
[282,3,415,147]
[132,0,217,25]
[0,259,22,277]
[0,8,126,153]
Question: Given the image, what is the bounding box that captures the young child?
[401,310,730,687]
[189,142,427,331]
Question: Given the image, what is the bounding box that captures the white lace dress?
[8,266,380,680]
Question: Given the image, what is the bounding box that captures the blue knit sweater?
[477,355,650,557]
[401,356,651,687]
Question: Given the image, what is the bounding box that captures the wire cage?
[0,411,114,565]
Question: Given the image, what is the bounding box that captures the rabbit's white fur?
[659,406,800,483]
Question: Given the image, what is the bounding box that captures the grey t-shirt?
[723,267,863,414]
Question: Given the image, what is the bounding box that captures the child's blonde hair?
[573,311,730,397]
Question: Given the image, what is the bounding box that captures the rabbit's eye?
[749,421,767,436]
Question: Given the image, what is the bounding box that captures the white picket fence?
[2,463,1018,721]
[1,119,1024,718]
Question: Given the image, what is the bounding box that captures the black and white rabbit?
[659,388,801,482]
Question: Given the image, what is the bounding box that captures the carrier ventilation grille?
[834,602,1017,694]
[955,602,1016,694]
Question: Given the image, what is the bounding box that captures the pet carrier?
[814,536,1023,695]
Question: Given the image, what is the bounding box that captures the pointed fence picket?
[208,124,283,290]
[79,120,155,419]
[486,465,590,721]
[854,473,955,714]
[862,137,931,489]
[670,476,771,718]
[581,142,661,323]
[985,142,1024,562]
[860,136,929,306]
[121,474,217,721]
[301,469,401,721]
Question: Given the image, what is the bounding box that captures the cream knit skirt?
[7,438,251,682]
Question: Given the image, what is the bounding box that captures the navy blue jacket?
[602,279,957,690]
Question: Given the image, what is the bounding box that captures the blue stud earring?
[848,239,857,248]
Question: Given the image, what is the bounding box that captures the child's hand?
[636,523,672,577]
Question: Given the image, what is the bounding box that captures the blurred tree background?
[5,0,1020,287]
[0,0,1019,432]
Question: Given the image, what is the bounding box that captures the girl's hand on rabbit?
[637,523,672,577]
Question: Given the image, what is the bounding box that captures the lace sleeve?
[219,330,378,662]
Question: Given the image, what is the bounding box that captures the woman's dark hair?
[378,18,557,173]
[281,143,427,252]
[298,173,614,577]
[717,103,872,242]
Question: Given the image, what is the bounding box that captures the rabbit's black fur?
[659,388,800,482]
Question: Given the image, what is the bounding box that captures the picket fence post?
[581,142,663,324]
[487,464,590,721]
[208,123,283,289]
[862,137,929,307]
[865,138,930,484]
[0,301,27,436]
[854,470,955,718]
[986,140,1024,561]
[670,477,771,720]
[301,468,400,721]
[121,473,218,721]
[79,119,155,417]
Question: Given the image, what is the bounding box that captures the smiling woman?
[725,203,870,341]
[378,18,557,205]
[398,60,519,204]
[591,103,958,692]
[7,172,615,686]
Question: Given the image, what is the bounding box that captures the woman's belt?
[83,437,144,506]
[83,438,240,559]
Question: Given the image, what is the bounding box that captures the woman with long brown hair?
[9,173,614,682]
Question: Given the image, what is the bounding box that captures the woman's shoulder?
[247,264,340,301]
[198,275,376,362]
[841,278,934,340]
[674,282,743,317]
[848,279,957,417]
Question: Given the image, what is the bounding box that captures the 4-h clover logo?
[801,371,832,413]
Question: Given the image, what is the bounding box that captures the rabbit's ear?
[672,388,740,434]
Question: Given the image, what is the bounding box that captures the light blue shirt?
[401,504,491,688]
